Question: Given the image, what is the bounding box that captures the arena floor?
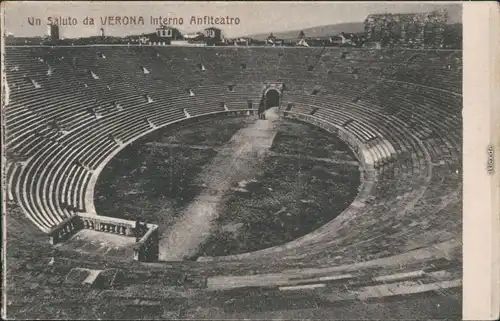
[94,108,360,261]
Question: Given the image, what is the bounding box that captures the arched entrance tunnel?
[265,89,280,109]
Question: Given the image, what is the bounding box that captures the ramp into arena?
[159,108,280,260]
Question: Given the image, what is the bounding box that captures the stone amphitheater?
[3,46,462,319]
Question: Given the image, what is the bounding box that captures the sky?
[3,1,462,39]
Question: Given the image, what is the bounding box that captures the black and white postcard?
[1,1,498,320]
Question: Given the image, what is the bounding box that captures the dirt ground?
[94,110,360,261]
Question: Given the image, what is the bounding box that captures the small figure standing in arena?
[258,100,266,120]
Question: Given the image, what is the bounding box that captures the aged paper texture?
[0,1,498,320]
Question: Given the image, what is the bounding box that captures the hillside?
[244,22,365,40]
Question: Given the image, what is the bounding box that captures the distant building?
[233,37,252,46]
[156,26,182,40]
[265,33,284,46]
[267,33,277,43]
[48,24,60,41]
[204,27,222,42]
[135,34,150,44]
[305,37,331,47]
[296,38,309,47]
[339,32,356,46]
[183,32,204,41]
[202,27,225,45]
[329,35,344,46]
[325,33,358,47]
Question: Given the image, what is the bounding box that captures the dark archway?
[265,89,280,109]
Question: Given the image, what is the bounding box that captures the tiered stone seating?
[5,46,461,277]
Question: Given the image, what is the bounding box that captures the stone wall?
[364,10,448,48]
[48,213,159,262]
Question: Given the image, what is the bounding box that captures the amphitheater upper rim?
[4,44,463,52]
